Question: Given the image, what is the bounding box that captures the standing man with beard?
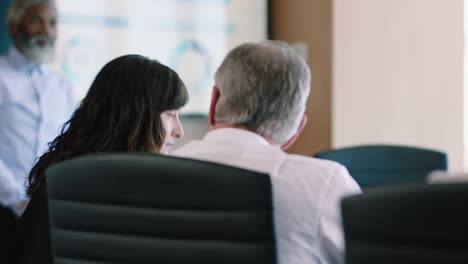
[0,0,74,240]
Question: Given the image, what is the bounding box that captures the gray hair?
[7,0,56,25]
[214,40,311,144]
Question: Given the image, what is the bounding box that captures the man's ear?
[281,115,308,150]
[208,87,221,127]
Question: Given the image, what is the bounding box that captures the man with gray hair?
[172,40,361,263]
[0,0,74,237]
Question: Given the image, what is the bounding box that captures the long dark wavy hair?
[27,54,188,196]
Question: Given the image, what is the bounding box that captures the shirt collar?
[7,46,48,75]
[203,128,273,148]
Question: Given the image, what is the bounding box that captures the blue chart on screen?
[61,37,103,85]
[171,39,211,96]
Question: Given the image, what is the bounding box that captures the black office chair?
[314,144,447,189]
[341,183,468,264]
[46,153,276,264]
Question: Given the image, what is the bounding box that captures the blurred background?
[0,0,464,172]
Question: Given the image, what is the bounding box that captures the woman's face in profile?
[159,110,184,154]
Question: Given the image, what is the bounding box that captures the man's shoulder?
[0,53,8,61]
[280,152,358,184]
[283,152,346,171]
[43,66,67,79]
[0,57,17,88]
[42,66,73,89]
[174,142,350,178]
[0,55,14,73]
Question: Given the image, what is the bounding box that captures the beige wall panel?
[333,0,464,171]
[270,0,333,156]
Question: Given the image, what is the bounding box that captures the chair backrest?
[46,153,276,264]
[341,183,468,264]
[314,144,447,188]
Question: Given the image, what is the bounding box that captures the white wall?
[173,115,209,150]
[333,0,464,171]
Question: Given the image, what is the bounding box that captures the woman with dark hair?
[13,54,189,263]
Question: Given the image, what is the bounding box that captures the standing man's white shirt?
[172,128,361,264]
[0,47,75,214]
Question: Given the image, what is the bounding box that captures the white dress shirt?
[0,47,75,213]
[172,128,361,264]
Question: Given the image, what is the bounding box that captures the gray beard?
[18,34,56,64]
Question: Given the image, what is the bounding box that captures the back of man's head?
[7,0,55,26]
[214,40,311,145]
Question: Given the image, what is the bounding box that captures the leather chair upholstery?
[342,183,468,264]
[46,153,276,264]
[314,145,447,188]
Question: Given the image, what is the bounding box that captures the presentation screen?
[53,0,268,114]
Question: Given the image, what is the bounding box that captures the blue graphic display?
[54,0,266,114]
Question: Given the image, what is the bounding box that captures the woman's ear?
[209,87,220,127]
[281,115,308,150]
